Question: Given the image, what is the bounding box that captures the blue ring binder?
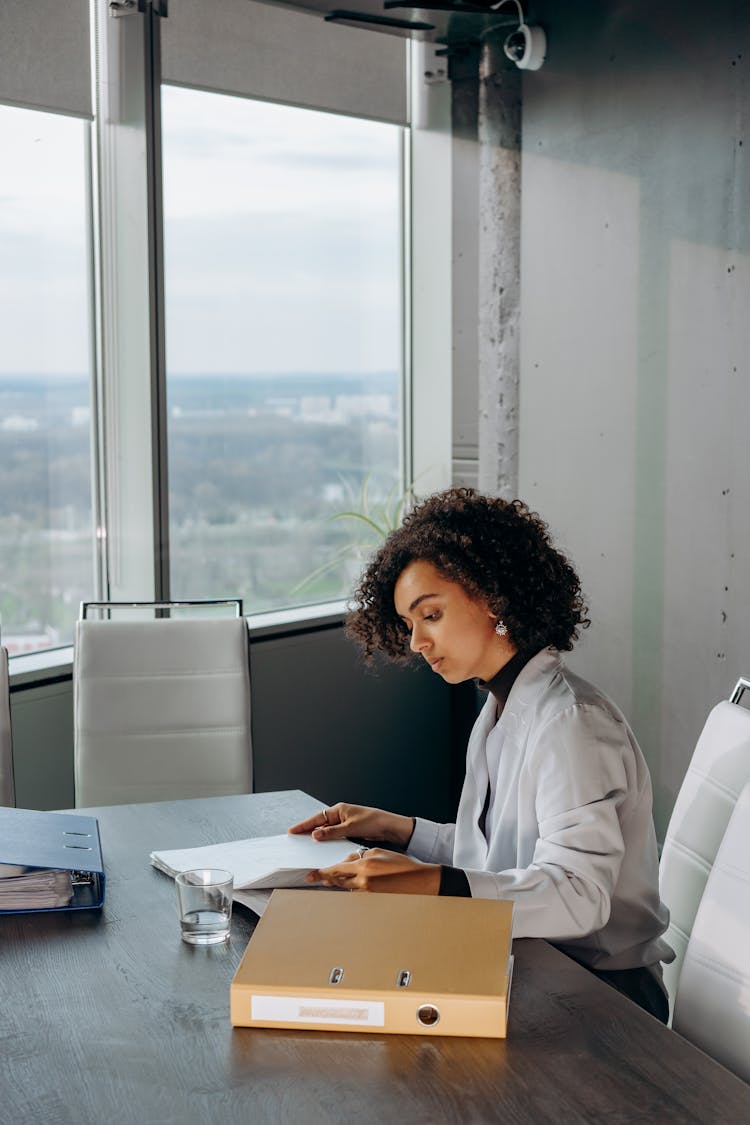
[0,806,105,913]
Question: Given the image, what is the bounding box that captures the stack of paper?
[0,864,74,911]
[150,834,356,915]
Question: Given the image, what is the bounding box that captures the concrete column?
[477,43,522,499]
[450,48,480,490]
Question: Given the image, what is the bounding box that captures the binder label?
[251,995,385,1026]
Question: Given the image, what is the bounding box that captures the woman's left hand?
[306,848,441,895]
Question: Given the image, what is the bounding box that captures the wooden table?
[1,791,748,1124]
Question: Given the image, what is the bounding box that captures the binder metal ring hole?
[329,967,344,985]
[417,1004,441,1027]
[397,970,411,988]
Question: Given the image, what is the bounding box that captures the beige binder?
[230,889,514,1037]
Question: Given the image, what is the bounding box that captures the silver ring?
[356,845,368,858]
[321,808,329,825]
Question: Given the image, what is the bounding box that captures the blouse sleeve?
[406,817,456,865]
[463,703,632,941]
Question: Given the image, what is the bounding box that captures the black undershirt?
[438,649,534,897]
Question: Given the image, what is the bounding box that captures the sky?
[0,105,90,376]
[0,88,402,376]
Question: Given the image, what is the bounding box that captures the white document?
[233,888,274,916]
[150,833,356,892]
[232,883,342,918]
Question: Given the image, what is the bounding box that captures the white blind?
[0,0,92,119]
[161,0,408,125]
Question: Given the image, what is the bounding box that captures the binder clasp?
[329,967,344,985]
[396,969,411,988]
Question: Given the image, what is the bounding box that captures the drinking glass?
[175,868,233,945]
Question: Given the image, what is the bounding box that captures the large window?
[0,106,94,656]
[1,2,414,659]
[161,86,405,610]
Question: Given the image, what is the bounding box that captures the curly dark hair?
[346,487,589,662]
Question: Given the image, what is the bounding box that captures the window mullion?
[92,0,164,603]
[144,4,171,602]
[409,39,454,495]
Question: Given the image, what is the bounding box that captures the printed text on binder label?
[251,996,385,1026]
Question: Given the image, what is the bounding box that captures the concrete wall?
[249,625,459,820]
[515,0,750,833]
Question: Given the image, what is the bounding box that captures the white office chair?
[659,677,750,1018]
[74,601,253,807]
[671,779,750,1083]
[1,642,16,807]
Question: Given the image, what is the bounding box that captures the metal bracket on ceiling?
[109,0,138,15]
[422,42,450,84]
[324,9,435,33]
[109,0,168,17]
[384,1,497,12]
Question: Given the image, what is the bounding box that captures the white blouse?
[407,647,674,972]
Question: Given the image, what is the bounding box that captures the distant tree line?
[0,374,401,632]
[0,408,397,526]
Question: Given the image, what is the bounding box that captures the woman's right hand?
[288,802,415,848]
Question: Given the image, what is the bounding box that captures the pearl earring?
[495,620,508,637]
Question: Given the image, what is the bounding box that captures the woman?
[289,488,673,1020]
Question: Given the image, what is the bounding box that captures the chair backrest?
[672,780,750,1083]
[74,615,252,806]
[659,683,750,1016]
[0,645,16,807]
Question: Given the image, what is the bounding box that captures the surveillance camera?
[503,23,546,70]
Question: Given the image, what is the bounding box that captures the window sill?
[8,646,75,689]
